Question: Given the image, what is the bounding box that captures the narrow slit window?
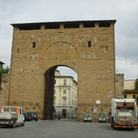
[17,48,19,53]
[32,42,36,48]
[106,46,108,51]
[88,41,91,47]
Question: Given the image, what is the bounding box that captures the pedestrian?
[58,114,61,120]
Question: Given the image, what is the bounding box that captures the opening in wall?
[88,41,92,47]
[106,46,108,51]
[64,23,79,28]
[83,22,95,28]
[45,23,60,29]
[32,42,36,48]
[99,22,110,27]
[17,48,19,53]
[18,24,41,30]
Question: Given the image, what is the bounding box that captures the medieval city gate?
[8,20,116,121]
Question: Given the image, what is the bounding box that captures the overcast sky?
[0,0,138,80]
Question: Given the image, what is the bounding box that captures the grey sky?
[0,0,138,80]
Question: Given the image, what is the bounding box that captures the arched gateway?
[8,20,116,121]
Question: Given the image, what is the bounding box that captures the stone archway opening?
[44,66,78,120]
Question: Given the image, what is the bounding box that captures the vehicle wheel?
[21,121,25,126]
[111,121,113,127]
[35,119,38,121]
[112,122,116,129]
[131,128,135,131]
[11,123,16,128]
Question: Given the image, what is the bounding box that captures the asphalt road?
[0,119,138,138]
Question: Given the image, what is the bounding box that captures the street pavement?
[0,119,138,138]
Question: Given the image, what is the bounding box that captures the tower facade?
[9,20,116,120]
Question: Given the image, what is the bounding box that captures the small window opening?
[88,41,92,47]
[32,42,36,48]
[133,95,136,99]
[99,22,110,27]
[63,79,67,86]
[106,46,108,51]
[45,23,60,29]
[18,24,41,30]
[17,48,19,53]
[83,22,95,28]
[124,95,127,98]
[64,23,79,28]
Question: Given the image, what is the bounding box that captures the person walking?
[58,114,61,120]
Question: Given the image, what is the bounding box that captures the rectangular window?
[99,22,110,27]
[106,46,108,51]
[45,23,60,29]
[54,97,56,105]
[63,90,66,94]
[124,95,127,98]
[32,42,36,48]
[133,95,136,99]
[83,22,95,28]
[18,24,41,30]
[17,48,19,53]
[64,23,79,28]
[63,79,67,86]
[3,107,9,112]
[88,41,92,47]
[10,107,16,113]
[62,97,66,105]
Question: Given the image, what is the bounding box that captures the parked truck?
[0,106,25,128]
[111,98,138,130]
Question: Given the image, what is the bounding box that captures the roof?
[11,19,116,27]
[55,75,77,83]
[124,90,138,94]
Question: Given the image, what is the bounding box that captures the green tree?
[134,79,138,90]
[134,79,138,103]
[136,96,138,103]
[0,66,9,80]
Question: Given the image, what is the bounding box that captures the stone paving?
[0,119,138,138]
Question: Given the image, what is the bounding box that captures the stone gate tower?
[9,20,116,121]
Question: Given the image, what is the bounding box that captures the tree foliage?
[136,96,138,102]
[135,79,138,91]
[0,66,9,80]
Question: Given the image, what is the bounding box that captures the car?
[24,112,38,121]
[24,112,32,121]
[71,115,77,119]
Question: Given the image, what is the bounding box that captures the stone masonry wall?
[0,74,9,106]
[115,74,124,98]
[8,20,116,121]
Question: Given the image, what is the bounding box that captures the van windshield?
[3,107,16,113]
